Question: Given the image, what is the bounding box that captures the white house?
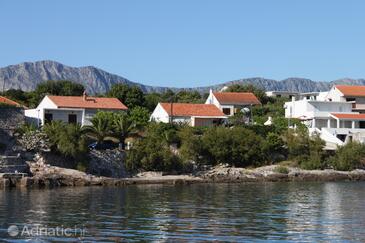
[265,91,299,99]
[25,93,128,126]
[325,85,365,112]
[284,85,365,149]
[150,102,227,127]
[205,90,261,116]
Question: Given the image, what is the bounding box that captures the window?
[346,98,356,102]
[360,121,365,129]
[44,113,53,124]
[222,108,231,115]
[277,94,282,98]
[68,114,77,124]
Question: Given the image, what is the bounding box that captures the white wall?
[150,103,170,123]
[325,87,345,102]
[24,109,41,126]
[284,100,352,119]
[44,109,83,125]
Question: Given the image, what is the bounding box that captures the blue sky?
[1,0,365,87]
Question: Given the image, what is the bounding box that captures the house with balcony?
[150,102,227,127]
[325,85,365,112]
[205,90,261,116]
[285,85,365,149]
[24,93,128,127]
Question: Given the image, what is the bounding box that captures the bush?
[125,123,183,172]
[125,136,182,172]
[274,166,289,174]
[201,127,265,167]
[329,142,365,171]
[43,121,88,159]
[16,123,37,136]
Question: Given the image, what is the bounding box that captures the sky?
[1,0,365,87]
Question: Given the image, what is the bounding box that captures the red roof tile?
[0,96,22,107]
[48,95,128,110]
[213,92,261,105]
[331,113,365,120]
[160,103,225,117]
[335,85,365,97]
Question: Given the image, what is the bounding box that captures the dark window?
[346,98,356,102]
[44,113,53,124]
[306,96,310,99]
[360,121,365,129]
[68,114,77,124]
[337,134,346,142]
[222,108,231,115]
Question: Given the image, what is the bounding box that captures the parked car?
[88,140,119,150]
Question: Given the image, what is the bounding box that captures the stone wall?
[0,107,25,133]
[0,108,25,155]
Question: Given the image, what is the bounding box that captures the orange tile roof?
[335,85,365,97]
[160,103,225,117]
[213,92,261,105]
[48,95,128,110]
[331,113,365,120]
[0,96,22,107]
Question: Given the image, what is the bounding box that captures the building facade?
[25,94,128,127]
[150,103,226,127]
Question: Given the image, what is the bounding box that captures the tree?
[129,106,150,127]
[43,121,87,159]
[201,126,265,167]
[29,80,84,107]
[175,90,202,103]
[107,84,145,109]
[226,84,269,104]
[329,142,365,171]
[144,92,162,111]
[112,112,139,149]
[83,112,114,144]
[43,121,66,149]
[57,123,88,158]
[2,89,29,105]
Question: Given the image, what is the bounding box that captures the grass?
[274,165,289,174]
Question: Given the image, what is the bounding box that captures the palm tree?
[83,114,114,144]
[113,113,139,150]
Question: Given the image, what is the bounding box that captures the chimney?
[83,91,87,101]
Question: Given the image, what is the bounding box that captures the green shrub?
[16,123,37,135]
[201,126,265,167]
[125,137,182,172]
[329,142,365,171]
[274,166,289,174]
[43,121,88,159]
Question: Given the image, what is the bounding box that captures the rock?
[87,149,128,178]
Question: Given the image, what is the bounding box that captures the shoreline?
[1,165,365,189]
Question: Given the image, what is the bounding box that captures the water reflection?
[0,182,364,242]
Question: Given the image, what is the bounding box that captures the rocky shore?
[1,163,365,189]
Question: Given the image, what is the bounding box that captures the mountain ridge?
[1,60,365,94]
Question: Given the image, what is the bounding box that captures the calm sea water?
[0,182,364,242]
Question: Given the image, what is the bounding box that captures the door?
[44,113,53,124]
[68,114,77,124]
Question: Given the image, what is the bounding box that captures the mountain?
[1,60,365,94]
